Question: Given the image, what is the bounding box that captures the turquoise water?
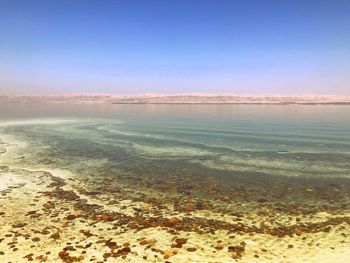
[2,103,349,176]
[1,103,350,210]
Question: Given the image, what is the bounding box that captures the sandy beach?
[1,130,350,263]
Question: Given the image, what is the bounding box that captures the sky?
[0,0,349,95]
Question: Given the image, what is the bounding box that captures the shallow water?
[0,103,350,262]
[1,104,350,199]
[1,103,350,177]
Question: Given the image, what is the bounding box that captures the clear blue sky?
[0,0,349,94]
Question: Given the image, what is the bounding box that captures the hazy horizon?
[2,91,350,98]
[1,0,350,95]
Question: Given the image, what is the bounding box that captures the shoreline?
[0,132,350,262]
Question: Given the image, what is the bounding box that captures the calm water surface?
[1,103,350,207]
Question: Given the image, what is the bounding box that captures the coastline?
[1,132,350,262]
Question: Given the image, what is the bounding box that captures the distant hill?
[1,93,350,105]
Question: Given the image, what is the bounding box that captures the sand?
[0,133,349,263]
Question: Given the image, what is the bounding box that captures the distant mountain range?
[1,93,350,105]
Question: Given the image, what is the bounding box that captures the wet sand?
[1,133,350,263]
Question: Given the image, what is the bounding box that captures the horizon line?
[1,92,350,98]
